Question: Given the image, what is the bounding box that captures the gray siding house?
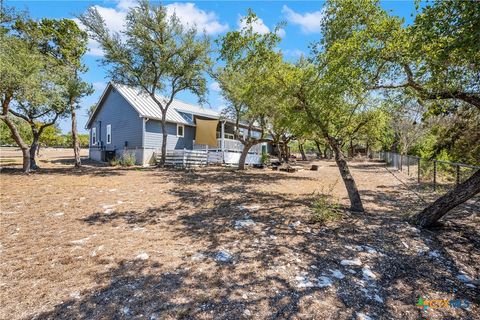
[86,83,268,165]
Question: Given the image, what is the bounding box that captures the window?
[216,132,235,139]
[177,124,184,137]
[106,124,111,144]
[92,128,97,145]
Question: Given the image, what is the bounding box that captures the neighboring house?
[86,83,270,165]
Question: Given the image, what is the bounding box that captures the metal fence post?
[456,165,460,186]
[433,160,437,191]
[399,154,402,171]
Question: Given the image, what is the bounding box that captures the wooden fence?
[157,149,261,168]
[161,149,208,168]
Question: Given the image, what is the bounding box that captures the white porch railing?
[193,138,263,154]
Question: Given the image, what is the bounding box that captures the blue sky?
[8,0,418,133]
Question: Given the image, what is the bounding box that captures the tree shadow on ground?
[152,166,317,186]
[0,162,159,177]
[63,164,479,319]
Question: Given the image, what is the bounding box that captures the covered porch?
[192,121,266,165]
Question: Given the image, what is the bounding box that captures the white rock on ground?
[330,269,345,279]
[192,253,206,261]
[243,309,252,316]
[428,250,441,258]
[340,258,362,266]
[70,237,90,245]
[362,267,377,280]
[317,276,333,287]
[296,276,316,288]
[363,246,378,254]
[457,274,474,283]
[52,212,64,217]
[136,252,149,260]
[69,292,81,299]
[123,307,131,316]
[357,312,373,320]
[214,251,233,263]
[235,219,256,229]
[238,205,261,211]
[290,221,301,228]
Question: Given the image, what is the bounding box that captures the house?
[86,83,270,166]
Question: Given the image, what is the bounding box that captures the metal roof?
[114,83,220,125]
[86,83,222,128]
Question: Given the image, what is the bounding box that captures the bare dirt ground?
[1,148,478,320]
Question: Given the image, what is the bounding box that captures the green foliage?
[38,125,63,147]
[215,11,282,143]
[0,119,89,148]
[79,0,211,164]
[79,0,212,105]
[289,140,317,154]
[109,158,120,167]
[120,151,136,167]
[319,0,479,164]
[311,194,342,225]
[260,152,269,165]
[0,117,32,145]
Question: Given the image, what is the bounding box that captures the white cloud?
[276,28,286,38]
[92,81,107,92]
[237,14,270,35]
[209,81,221,92]
[283,49,305,58]
[78,1,227,56]
[237,14,285,37]
[165,3,229,35]
[282,5,324,34]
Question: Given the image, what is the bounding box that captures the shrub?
[120,151,136,166]
[109,157,120,166]
[311,194,342,224]
[260,152,269,165]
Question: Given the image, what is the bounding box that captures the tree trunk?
[21,147,31,172]
[410,169,480,228]
[299,142,307,161]
[71,103,81,168]
[279,137,289,162]
[30,129,40,169]
[314,139,322,158]
[329,138,364,212]
[1,114,31,173]
[159,113,168,167]
[348,139,354,158]
[323,146,329,159]
[238,143,253,170]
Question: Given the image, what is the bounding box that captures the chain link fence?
[373,151,480,193]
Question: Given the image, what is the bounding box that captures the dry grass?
[0,148,478,320]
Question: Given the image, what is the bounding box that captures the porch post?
[221,121,225,163]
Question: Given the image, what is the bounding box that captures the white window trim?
[92,127,97,145]
[177,124,184,138]
[106,124,111,144]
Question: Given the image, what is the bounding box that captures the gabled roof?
[86,82,221,128]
